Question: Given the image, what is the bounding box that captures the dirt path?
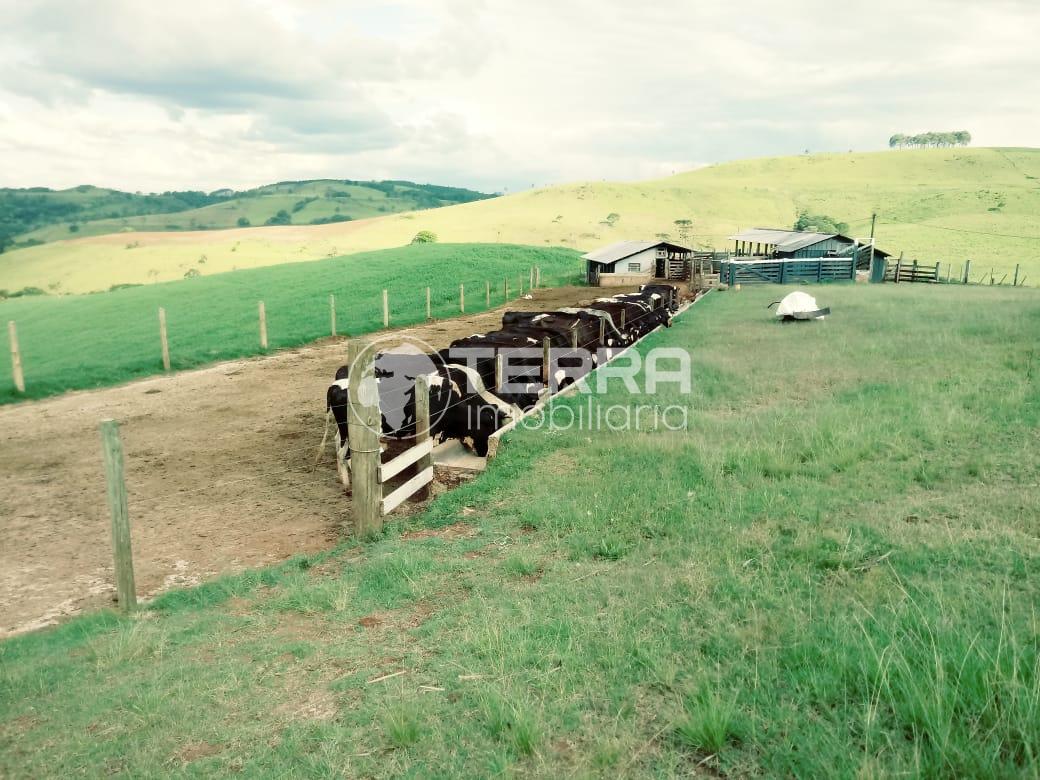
[0,286,595,637]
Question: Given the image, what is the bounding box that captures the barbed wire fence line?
[2,263,583,400]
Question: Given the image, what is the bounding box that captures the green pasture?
[2,283,1038,776]
[0,244,582,405]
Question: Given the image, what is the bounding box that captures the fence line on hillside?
[2,264,582,395]
[879,256,1030,287]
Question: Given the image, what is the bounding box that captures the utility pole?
[868,212,878,279]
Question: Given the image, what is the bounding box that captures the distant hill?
[3,148,1039,294]
[0,179,494,250]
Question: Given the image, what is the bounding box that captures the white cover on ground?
[775,291,825,319]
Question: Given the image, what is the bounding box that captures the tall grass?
[1,283,1037,777]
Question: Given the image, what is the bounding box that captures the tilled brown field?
[0,286,599,637]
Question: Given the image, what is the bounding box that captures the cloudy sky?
[1,0,1038,193]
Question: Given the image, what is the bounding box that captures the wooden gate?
[718,258,856,285]
[884,259,940,283]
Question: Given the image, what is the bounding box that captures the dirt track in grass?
[0,286,601,638]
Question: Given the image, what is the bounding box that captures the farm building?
[583,240,692,286]
[729,228,889,265]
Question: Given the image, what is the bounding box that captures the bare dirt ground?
[0,286,597,638]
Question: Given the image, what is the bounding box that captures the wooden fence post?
[542,336,551,384]
[519,275,523,296]
[963,259,971,284]
[258,301,268,349]
[329,294,337,336]
[99,419,136,612]
[158,308,171,371]
[347,339,382,538]
[620,310,626,330]
[460,283,465,314]
[494,352,504,392]
[894,255,902,284]
[425,287,431,320]
[7,320,25,393]
[415,376,432,500]
[485,280,491,307]
[504,278,509,301]
[1014,264,1020,287]
[535,266,541,287]
[570,325,578,349]
[382,289,389,328]
[530,267,534,289]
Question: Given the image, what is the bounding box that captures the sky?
[1,0,1038,194]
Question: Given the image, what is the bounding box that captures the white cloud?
[0,0,1037,192]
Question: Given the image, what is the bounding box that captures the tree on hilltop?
[888,130,971,149]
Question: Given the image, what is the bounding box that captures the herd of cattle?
[326,283,684,485]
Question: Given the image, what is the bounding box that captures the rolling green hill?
[0,243,581,404]
[2,148,1038,294]
[0,179,493,251]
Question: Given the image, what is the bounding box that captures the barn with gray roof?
[582,240,691,286]
[730,228,889,264]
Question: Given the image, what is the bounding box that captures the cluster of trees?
[0,187,233,252]
[0,178,495,253]
[308,215,352,225]
[265,210,292,226]
[888,131,971,149]
[794,210,848,234]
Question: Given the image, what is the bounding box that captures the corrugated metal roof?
[582,240,689,265]
[729,228,838,252]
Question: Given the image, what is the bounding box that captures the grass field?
[3,147,1039,293]
[2,284,1037,776]
[0,244,582,405]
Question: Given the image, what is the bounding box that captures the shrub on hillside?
[236,217,251,227]
[411,230,438,244]
[309,215,352,225]
[265,210,292,226]
[794,210,849,235]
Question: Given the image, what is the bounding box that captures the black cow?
[501,310,604,353]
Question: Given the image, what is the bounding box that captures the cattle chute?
[326,283,690,499]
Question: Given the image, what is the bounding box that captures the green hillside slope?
[1,179,493,249]
[3,148,1038,294]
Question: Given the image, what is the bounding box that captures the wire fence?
[0,263,585,404]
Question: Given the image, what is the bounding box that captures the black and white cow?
[610,292,673,331]
[638,283,680,312]
[326,352,521,487]
[442,327,575,409]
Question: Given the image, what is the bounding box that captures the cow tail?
[313,407,333,469]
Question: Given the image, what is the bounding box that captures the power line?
[879,220,1040,241]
